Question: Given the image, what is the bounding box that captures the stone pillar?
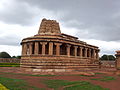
[22,43,27,55]
[85,48,88,58]
[40,42,47,55]
[96,50,99,60]
[54,43,62,56]
[74,46,78,57]
[22,43,24,55]
[89,48,91,58]
[67,45,71,57]
[23,44,27,55]
[79,47,83,58]
[49,42,53,55]
[92,49,95,59]
[29,42,33,55]
[34,42,39,55]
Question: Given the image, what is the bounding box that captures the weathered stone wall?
[100,61,115,68]
[0,58,20,63]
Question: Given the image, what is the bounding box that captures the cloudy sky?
[0,0,120,56]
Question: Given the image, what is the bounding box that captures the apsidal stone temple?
[21,18,100,72]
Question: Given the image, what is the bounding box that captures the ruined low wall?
[100,61,116,68]
[0,58,20,63]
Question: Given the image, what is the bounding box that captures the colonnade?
[22,42,99,59]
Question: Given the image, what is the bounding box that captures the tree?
[16,56,21,59]
[12,55,21,59]
[100,55,108,60]
[12,56,16,58]
[100,54,116,61]
[108,55,116,61]
[0,52,11,58]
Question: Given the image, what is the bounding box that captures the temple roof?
[21,18,99,49]
[38,18,61,34]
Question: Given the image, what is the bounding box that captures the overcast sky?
[0,0,120,56]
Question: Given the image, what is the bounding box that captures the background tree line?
[0,52,21,59]
[100,54,116,61]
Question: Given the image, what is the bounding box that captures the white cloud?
[0,45,21,56]
[82,39,119,56]
[0,0,120,56]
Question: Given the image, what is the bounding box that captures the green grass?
[0,76,44,90]
[42,79,109,90]
[0,63,20,67]
[91,76,116,82]
[95,72,104,75]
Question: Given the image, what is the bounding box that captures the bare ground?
[0,67,119,90]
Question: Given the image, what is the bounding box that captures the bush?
[0,52,11,58]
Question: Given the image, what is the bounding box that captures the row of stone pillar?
[22,42,99,59]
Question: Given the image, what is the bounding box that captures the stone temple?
[21,18,100,73]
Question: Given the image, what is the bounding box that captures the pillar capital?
[73,46,78,48]
[66,44,71,48]
[54,43,62,46]
[79,47,84,49]
[29,42,33,45]
[40,42,47,45]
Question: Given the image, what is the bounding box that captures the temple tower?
[38,18,61,34]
